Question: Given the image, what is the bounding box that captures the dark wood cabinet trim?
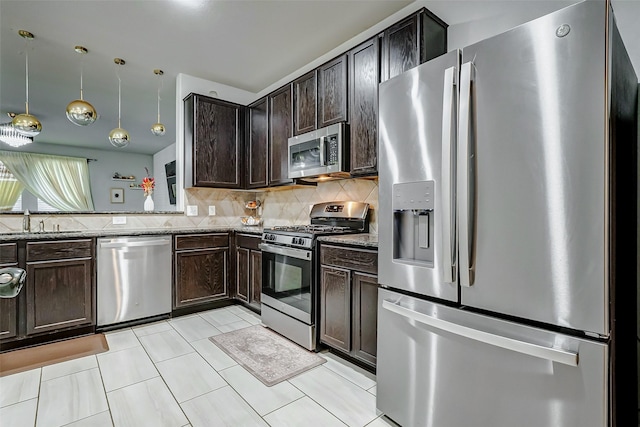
[320,265,351,352]
[174,247,229,308]
[320,244,378,274]
[268,84,294,186]
[348,37,380,176]
[247,96,269,188]
[175,233,229,250]
[236,247,250,302]
[293,70,318,136]
[352,271,378,365]
[318,54,348,128]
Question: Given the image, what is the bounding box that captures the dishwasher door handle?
[99,239,171,248]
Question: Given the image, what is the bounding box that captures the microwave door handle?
[457,61,474,287]
[319,136,326,166]
[441,66,457,284]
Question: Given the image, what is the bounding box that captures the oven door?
[259,243,313,324]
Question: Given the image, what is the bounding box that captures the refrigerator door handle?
[441,66,457,283]
[457,61,474,287]
[382,299,579,367]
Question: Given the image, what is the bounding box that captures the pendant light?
[12,30,42,137]
[109,58,130,148]
[150,69,166,136]
[0,122,33,147]
[66,46,98,126]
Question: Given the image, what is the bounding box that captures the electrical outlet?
[112,216,126,225]
[209,205,216,216]
[186,205,198,216]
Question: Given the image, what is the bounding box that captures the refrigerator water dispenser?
[392,181,435,267]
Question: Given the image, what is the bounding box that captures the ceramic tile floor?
[0,305,398,427]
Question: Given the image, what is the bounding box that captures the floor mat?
[209,325,325,386]
[0,334,109,377]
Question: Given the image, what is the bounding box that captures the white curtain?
[0,151,94,211]
[0,161,25,211]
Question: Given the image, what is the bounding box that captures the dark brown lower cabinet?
[0,242,19,341]
[25,239,95,336]
[234,234,262,309]
[319,243,378,367]
[174,233,229,309]
[26,258,93,335]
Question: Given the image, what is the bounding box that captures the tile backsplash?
[0,178,378,234]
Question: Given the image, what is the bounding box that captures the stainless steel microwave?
[287,123,349,180]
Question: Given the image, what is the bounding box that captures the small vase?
[144,194,154,211]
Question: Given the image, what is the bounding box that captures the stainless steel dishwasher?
[97,235,172,327]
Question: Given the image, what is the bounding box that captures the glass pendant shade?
[109,58,129,148]
[109,127,130,148]
[151,122,166,136]
[66,99,97,126]
[13,30,41,137]
[150,69,166,136]
[12,113,41,137]
[66,46,97,126]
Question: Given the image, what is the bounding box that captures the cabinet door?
[185,94,244,188]
[175,248,228,308]
[0,297,17,340]
[0,244,19,341]
[247,97,268,189]
[26,259,93,335]
[236,247,250,302]
[320,266,351,352]
[352,272,378,366]
[382,12,419,81]
[349,37,380,176]
[268,84,294,186]
[249,249,262,306]
[318,55,348,128]
[293,70,317,135]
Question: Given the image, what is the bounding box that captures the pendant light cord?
[115,65,122,128]
[80,53,85,100]
[24,39,30,115]
[156,74,163,123]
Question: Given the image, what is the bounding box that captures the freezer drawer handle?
[382,299,579,367]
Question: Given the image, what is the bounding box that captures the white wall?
[153,143,177,212]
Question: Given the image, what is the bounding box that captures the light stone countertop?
[0,226,264,242]
[317,233,378,248]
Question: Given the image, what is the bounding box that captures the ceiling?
[1,0,639,156]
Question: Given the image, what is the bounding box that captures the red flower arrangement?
[142,167,155,197]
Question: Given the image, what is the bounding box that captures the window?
[37,198,59,212]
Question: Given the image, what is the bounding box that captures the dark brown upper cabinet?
[293,70,317,136]
[184,93,245,189]
[348,37,380,176]
[382,9,447,82]
[268,84,294,186]
[317,54,348,128]
[247,97,268,189]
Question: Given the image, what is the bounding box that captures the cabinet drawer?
[320,244,377,274]
[27,239,92,262]
[175,233,229,250]
[236,234,261,250]
[0,243,18,265]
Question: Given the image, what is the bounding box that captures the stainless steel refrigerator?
[376,1,638,426]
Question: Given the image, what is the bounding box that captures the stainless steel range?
[260,201,369,350]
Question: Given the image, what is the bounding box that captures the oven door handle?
[259,243,312,260]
